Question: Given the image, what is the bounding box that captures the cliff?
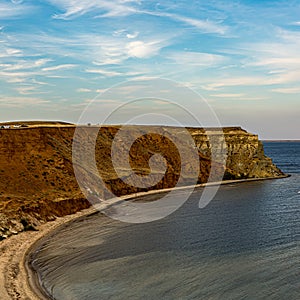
[0,124,285,239]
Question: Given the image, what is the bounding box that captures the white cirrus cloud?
[77,88,92,93]
[126,32,139,39]
[126,40,162,58]
[169,51,226,66]
[173,15,228,35]
[96,88,108,93]
[0,70,33,79]
[46,0,228,37]
[1,58,52,71]
[202,69,300,90]
[92,58,123,65]
[47,0,140,19]
[211,93,245,98]
[0,47,23,58]
[0,2,35,19]
[0,96,49,107]
[144,11,228,35]
[272,87,300,94]
[15,86,38,95]
[241,29,300,73]
[201,76,268,90]
[42,64,76,72]
[85,68,122,77]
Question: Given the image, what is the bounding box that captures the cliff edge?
[0,124,285,239]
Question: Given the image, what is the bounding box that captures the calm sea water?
[31,142,300,300]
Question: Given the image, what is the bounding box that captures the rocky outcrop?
[0,124,285,239]
[191,127,283,179]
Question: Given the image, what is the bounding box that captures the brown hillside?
[0,125,285,239]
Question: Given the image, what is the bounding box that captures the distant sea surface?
[31,142,300,299]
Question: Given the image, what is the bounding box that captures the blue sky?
[0,0,300,139]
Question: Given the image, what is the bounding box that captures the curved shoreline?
[0,175,289,300]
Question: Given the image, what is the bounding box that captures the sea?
[31,141,300,300]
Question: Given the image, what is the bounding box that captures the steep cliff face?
[191,127,282,179]
[0,125,285,239]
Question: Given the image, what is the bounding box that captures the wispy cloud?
[46,0,227,36]
[126,40,164,58]
[202,69,300,90]
[0,96,49,107]
[171,15,228,35]
[12,31,170,69]
[0,52,56,83]
[0,2,35,19]
[47,0,140,19]
[0,48,23,58]
[77,88,92,93]
[272,87,300,94]
[202,71,300,90]
[92,58,123,66]
[144,11,228,35]
[31,79,53,86]
[0,70,35,82]
[96,88,108,93]
[169,51,226,66]
[198,27,300,91]
[14,83,51,95]
[0,58,52,71]
[211,93,245,98]
[202,76,264,90]
[42,64,76,72]
[126,32,139,39]
[234,28,300,86]
[85,68,122,77]
[15,86,38,95]
[110,84,150,95]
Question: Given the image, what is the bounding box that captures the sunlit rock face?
[0,123,284,239]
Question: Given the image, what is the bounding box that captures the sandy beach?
[0,206,96,300]
[0,176,288,300]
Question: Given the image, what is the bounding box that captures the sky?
[0,0,300,139]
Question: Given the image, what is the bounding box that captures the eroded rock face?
[191,127,283,179]
[0,125,285,239]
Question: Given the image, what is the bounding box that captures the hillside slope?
[0,125,285,239]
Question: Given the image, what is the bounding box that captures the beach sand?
[0,207,96,300]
